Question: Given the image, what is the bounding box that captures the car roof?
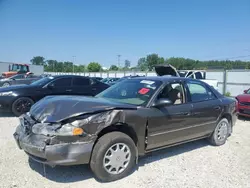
[130,76,191,83]
[51,75,89,79]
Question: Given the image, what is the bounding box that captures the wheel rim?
[15,99,32,114]
[2,83,10,87]
[103,143,131,175]
[217,121,228,141]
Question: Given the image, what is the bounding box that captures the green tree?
[146,54,164,70]
[30,56,45,66]
[124,60,131,68]
[63,61,74,72]
[74,65,85,73]
[87,62,102,72]
[137,57,147,71]
[109,65,119,71]
[45,60,58,72]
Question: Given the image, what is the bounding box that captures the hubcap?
[2,83,10,87]
[217,122,228,141]
[15,100,32,113]
[103,143,131,175]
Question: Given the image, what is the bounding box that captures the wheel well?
[221,113,232,125]
[221,113,233,135]
[96,124,138,146]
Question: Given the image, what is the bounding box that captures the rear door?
[71,77,94,96]
[185,80,222,137]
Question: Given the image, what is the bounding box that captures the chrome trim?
[149,121,216,137]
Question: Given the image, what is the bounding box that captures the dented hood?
[154,64,180,77]
[30,95,137,123]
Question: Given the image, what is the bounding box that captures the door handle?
[214,106,221,110]
[92,88,97,91]
[175,112,190,116]
[66,89,72,92]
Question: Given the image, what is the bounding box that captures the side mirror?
[244,90,248,94]
[152,98,172,108]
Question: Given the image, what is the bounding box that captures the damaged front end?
[13,110,124,166]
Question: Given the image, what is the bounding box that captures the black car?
[92,77,103,81]
[13,76,237,182]
[100,77,120,84]
[0,75,109,116]
[108,75,143,85]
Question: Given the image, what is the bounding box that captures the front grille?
[239,109,250,115]
[239,101,250,106]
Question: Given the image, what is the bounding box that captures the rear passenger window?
[52,78,72,87]
[73,77,90,86]
[187,82,216,102]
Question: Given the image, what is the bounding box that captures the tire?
[90,131,137,182]
[12,97,34,116]
[208,118,230,146]
[2,82,10,87]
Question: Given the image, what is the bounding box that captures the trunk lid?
[154,64,180,77]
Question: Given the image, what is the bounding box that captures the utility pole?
[72,56,76,73]
[117,55,121,68]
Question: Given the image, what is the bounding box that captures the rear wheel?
[90,131,137,182]
[208,118,230,146]
[12,97,34,116]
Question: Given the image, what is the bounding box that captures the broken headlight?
[32,123,85,136]
[32,111,112,136]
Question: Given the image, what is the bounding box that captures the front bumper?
[14,125,95,166]
[238,105,250,117]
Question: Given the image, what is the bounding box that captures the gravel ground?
[0,114,250,188]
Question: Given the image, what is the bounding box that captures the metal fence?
[45,69,250,97]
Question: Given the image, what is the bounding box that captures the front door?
[40,77,73,99]
[146,81,194,150]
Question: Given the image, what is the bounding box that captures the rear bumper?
[14,125,94,166]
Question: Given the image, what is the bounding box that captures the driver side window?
[157,82,185,105]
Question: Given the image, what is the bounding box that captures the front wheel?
[12,97,34,116]
[208,118,230,146]
[2,82,10,87]
[90,132,137,182]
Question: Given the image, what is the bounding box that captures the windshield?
[96,79,162,106]
[247,90,250,94]
[30,77,54,86]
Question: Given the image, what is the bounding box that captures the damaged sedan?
[14,76,237,182]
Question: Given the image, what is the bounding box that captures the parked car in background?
[236,88,250,117]
[14,76,237,182]
[108,75,143,85]
[0,73,42,87]
[0,75,109,116]
[101,77,119,84]
[154,64,219,91]
[92,77,103,81]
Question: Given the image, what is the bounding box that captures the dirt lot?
[0,115,250,188]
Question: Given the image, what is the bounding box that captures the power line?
[214,54,250,61]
